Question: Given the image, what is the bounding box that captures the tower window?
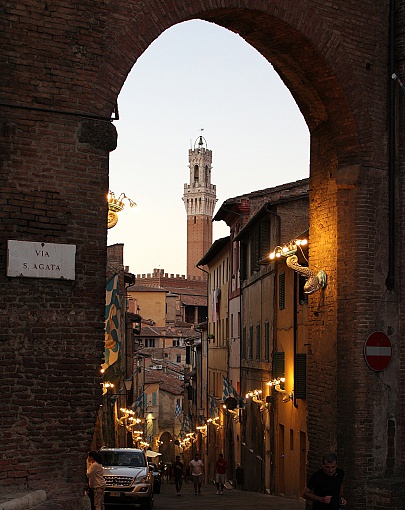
[194,165,199,181]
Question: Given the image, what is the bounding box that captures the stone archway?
[159,430,175,465]
[1,2,402,509]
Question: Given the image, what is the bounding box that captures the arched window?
[194,164,199,182]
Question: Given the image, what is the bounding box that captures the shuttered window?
[242,325,246,361]
[256,323,261,360]
[259,216,270,261]
[295,353,307,399]
[273,351,285,379]
[279,272,285,310]
[264,321,270,362]
[249,325,254,360]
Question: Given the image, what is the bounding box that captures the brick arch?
[98,1,364,165]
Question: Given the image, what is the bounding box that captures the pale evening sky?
[107,20,310,276]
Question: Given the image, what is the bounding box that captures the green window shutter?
[256,323,261,360]
[295,354,307,399]
[264,321,270,362]
[273,351,285,379]
[242,325,246,360]
[250,225,259,274]
[249,325,254,360]
[279,272,285,310]
[240,243,247,281]
[259,216,270,260]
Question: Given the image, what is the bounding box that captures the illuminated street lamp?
[107,190,137,229]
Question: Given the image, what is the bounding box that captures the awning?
[145,451,162,458]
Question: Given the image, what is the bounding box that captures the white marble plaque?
[7,240,76,280]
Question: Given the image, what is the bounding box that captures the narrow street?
[152,479,305,510]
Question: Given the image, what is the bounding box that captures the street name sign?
[7,240,76,280]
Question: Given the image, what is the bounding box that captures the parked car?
[100,447,154,509]
[148,462,161,494]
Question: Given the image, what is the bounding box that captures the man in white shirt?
[87,451,106,510]
[189,453,204,495]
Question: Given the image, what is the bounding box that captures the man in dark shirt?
[302,452,347,509]
[171,456,184,496]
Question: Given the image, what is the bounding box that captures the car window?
[101,451,146,467]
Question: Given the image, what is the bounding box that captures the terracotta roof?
[127,284,166,292]
[181,295,207,307]
[145,369,183,395]
[138,326,201,339]
[214,178,309,222]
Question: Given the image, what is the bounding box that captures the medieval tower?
[183,136,217,278]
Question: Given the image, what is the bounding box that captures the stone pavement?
[154,479,306,510]
[0,481,306,510]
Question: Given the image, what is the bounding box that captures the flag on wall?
[132,393,144,416]
[211,289,220,322]
[174,401,183,419]
[222,376,239,402]
[209,397,219,418]
[102,275,121,371]
[181,413,192,433]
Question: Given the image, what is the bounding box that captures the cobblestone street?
[152,479,305,510]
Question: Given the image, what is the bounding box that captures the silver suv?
[100,448,154,509]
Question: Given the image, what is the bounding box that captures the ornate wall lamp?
[117,407,134,427]
[207,417,222,430]
[223,396,243,422]
[245,389,267,411]
[245,389,264,405]
[267,378,293,403]
[107,190,137,229]
[222,404,239,421]
[268,238,327,294]
[196,424,207,438]
[127,416,142,431]
[102,381,114,395]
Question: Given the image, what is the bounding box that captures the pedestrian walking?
[215,453,228,495]
[171,455,184,496]
[189,453,204,495]
[86,451,106,510]
[302,452,347,509]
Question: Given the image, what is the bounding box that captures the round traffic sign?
[364,331,392,371]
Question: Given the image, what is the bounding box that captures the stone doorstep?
[0,490,46,510]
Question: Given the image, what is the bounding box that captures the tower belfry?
[183,135,217,278]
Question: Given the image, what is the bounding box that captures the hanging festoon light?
[107,190,137,229]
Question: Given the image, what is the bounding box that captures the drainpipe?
[196,264,210,425]
[386,0,396,290]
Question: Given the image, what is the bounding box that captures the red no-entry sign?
[364,331,392,371]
